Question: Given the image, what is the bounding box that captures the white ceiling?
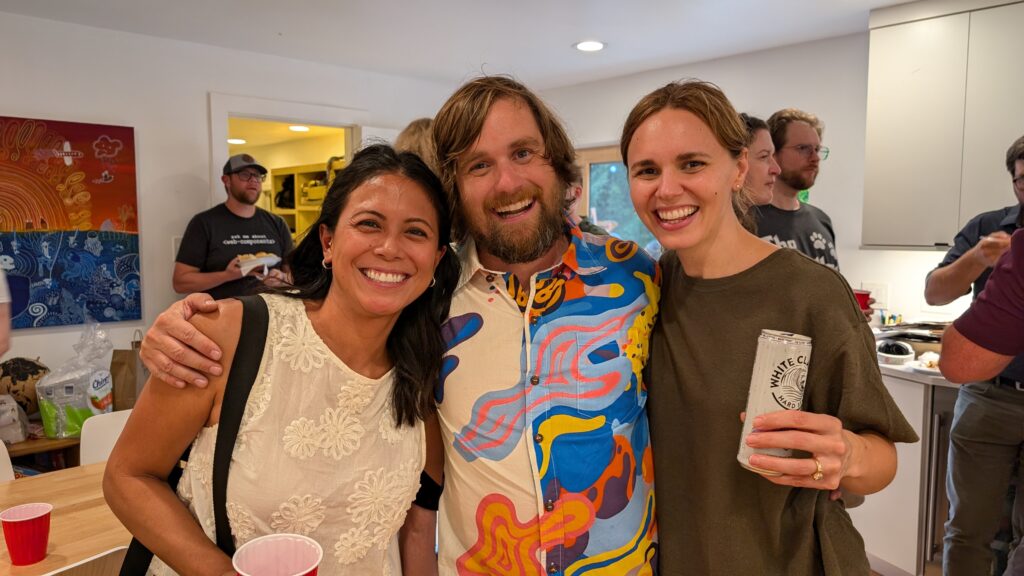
[227,117,347,151]
[0,0,912,90]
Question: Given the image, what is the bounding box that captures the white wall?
[0,12,455,368]
[541,32,976,324]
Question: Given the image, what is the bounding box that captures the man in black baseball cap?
[173,153,292,299]
[222,153,267,177]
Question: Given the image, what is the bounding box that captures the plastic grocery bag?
[36,323,115,438]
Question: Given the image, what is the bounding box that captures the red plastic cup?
[1,502,53,566]
[853,289,872,310]
[233,533,323,576]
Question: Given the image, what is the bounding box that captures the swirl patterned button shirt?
[436,224,660,575]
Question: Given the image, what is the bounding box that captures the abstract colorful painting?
[0,115,140,328]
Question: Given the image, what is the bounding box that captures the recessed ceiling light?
[575,40,605,52]
[289,125,310,132]
[227,138,246,145]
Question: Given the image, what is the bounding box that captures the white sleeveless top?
[149,294,425,576]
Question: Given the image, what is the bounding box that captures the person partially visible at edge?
[942,228,1024,381]
[622,80,917,574]
[925,134,1024,576]
[740,113,781,207]
[104,144,459,575]
[173,154,294,300]
[134,76,660,575]
[0,270,10,358]
[735,112,781,233]
[565,162,610,236]
[754,108,839,270]
[395,117,439,175]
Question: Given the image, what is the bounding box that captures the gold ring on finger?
[810,457,824,481]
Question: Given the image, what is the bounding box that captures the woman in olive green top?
[620,80,918,574]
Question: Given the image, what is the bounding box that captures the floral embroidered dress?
[148,294,424,576]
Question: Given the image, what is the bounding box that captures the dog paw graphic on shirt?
[810,232,827,250]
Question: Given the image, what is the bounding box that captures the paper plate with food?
[908,351,942,375]
[238,252,282,277]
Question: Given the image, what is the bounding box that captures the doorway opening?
[226,117,352,239]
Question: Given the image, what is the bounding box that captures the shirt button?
[530,375,540,386]
[534,433,544,443]
[485,274,495,282]
[548,563,559,573]
[544,499,555,512]
[530,314,539,325]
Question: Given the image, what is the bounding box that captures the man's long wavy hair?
[432,76,577,242]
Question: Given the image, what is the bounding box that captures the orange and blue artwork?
[0,115,140,328]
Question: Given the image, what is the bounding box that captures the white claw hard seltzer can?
[737,329,813,476]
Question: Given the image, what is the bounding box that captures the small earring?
[322,258,332,270]
[430,276,436,287]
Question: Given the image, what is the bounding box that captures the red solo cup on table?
[233,533,323,576]
[1,502,53,566]
[853,289,872,311]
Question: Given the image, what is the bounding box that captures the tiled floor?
[871,562,952,575]
[871,561,941,575]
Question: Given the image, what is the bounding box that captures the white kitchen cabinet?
[959,2,1024,223]
[848,373,927,575]
[862,2,1024,248]
[862,14,969,248]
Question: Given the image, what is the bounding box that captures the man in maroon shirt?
[942,228,1024,382]
[942,228,1024,575]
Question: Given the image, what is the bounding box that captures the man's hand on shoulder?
[140,293,223,388]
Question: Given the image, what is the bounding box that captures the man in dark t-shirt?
[754,108,839,270]
[173,154,293,300]
[926,134,1024,575]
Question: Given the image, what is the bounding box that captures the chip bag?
[36,323,114,438]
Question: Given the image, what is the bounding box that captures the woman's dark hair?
[739,113,768,145]
[281,143,460,427]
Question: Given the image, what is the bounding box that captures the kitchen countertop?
[879,363,959,389]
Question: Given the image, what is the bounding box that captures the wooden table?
[0,462,130,574]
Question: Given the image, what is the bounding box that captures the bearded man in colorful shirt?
[138,76,660,575]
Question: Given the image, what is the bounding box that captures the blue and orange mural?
[0,116,140,328]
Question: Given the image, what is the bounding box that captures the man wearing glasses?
[925,134,1024,575]
[173,153,293,299]
[754,108,839,270]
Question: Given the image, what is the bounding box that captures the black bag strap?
[120,295,269,574]
[213,295,269,554]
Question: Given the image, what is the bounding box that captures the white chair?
[80,409,132,465]
[0,440,14,482]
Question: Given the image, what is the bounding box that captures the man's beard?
[470,186,565,265]
[779,167,817,191]
[229,186,260,206]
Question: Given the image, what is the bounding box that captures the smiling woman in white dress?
[104,144,458,576]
